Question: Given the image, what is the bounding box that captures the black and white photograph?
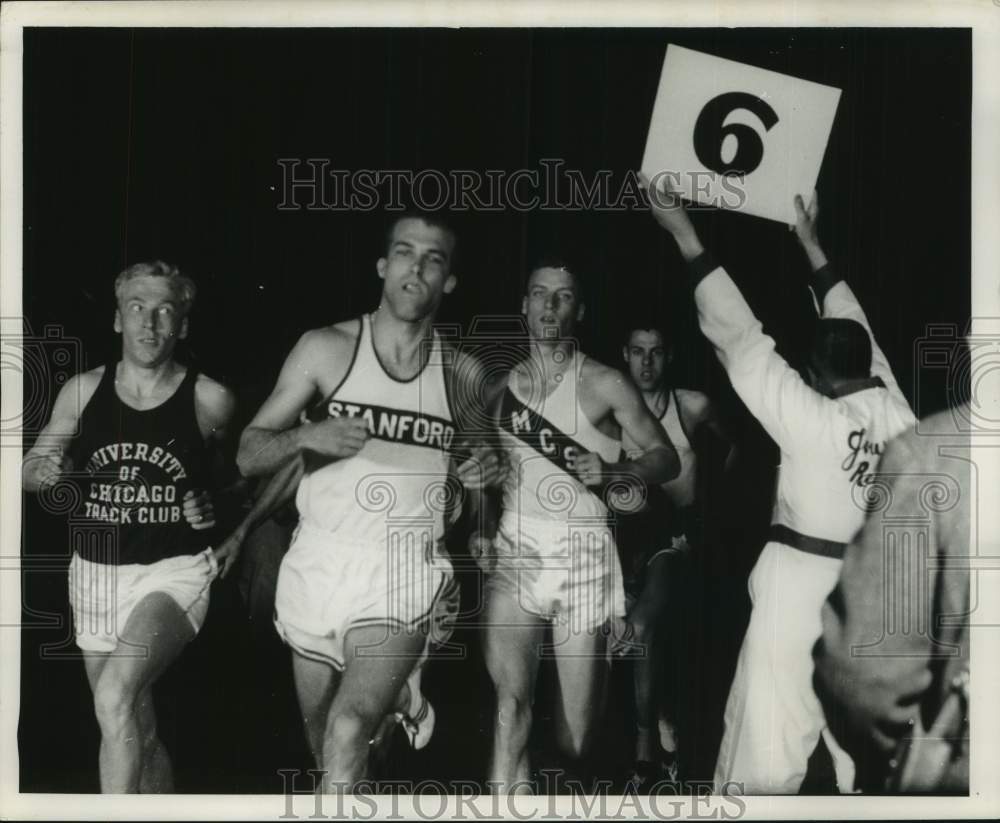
[2,1,999,820]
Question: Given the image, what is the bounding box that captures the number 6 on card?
[641,45,841,225]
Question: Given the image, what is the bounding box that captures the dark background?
[20,27,970,794]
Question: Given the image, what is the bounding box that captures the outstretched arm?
[793,193,907,402]
[641,172,826,452]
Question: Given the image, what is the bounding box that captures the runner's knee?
[495,693,533,740]
[93,673,139,738]
[484,640,530,692]
[325,706,377,754]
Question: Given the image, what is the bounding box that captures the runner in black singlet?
[22,261,236,793]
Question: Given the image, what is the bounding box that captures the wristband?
[809,263,842,303]
[686,250,721,287]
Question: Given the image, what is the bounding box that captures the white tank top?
[499,353,621,521]
[622,388,698,508]
[295,314,456,544]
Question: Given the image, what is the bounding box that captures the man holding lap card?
[641,172,914,794]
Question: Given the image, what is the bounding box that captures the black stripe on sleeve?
[809,263,842,304]
[686,250,721,288]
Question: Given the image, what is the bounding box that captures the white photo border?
[2,1,998,820]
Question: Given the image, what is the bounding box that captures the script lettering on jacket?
[841,427,884,488]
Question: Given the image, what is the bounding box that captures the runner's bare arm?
[447,349,506,557]
[188,375,240,533]
[237,326,368,478]
[237,331,326,477]
[470,384,506,559]
[195,375,238,445]
[213,455,304,578]
[604,368,680,486]
[451,349,505,491]
[22,369,102,492]
[793,192,910,407]
[679,389,737,473]
[574,363,679,488]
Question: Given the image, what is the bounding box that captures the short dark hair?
[383,210,460,268]
[809,318,873,380]
[524,253,586,300]
[624,317,671,348]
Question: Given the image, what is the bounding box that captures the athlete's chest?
[499,389,618,456]
[113,381,184,411]
[306,349,454,454]
[508,366,616,439]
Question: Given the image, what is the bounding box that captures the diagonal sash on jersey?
[499,388,615,507]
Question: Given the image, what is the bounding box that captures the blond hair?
[114,261,196,315]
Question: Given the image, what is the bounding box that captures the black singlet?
[66,363,210,565]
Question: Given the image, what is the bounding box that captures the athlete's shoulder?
[437,337,466,364]
[194,373,237,438]
[194,373,236,414]
[306,317,362,347]
[580,357,643,414]
[581,356,632,393]
[74,365,106,394]
[443,342,507,399]
[58,366,105,411]
[580,354,612,378]
[40,366,106,430]
[294,318,363,362]
[675,388,712,415]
